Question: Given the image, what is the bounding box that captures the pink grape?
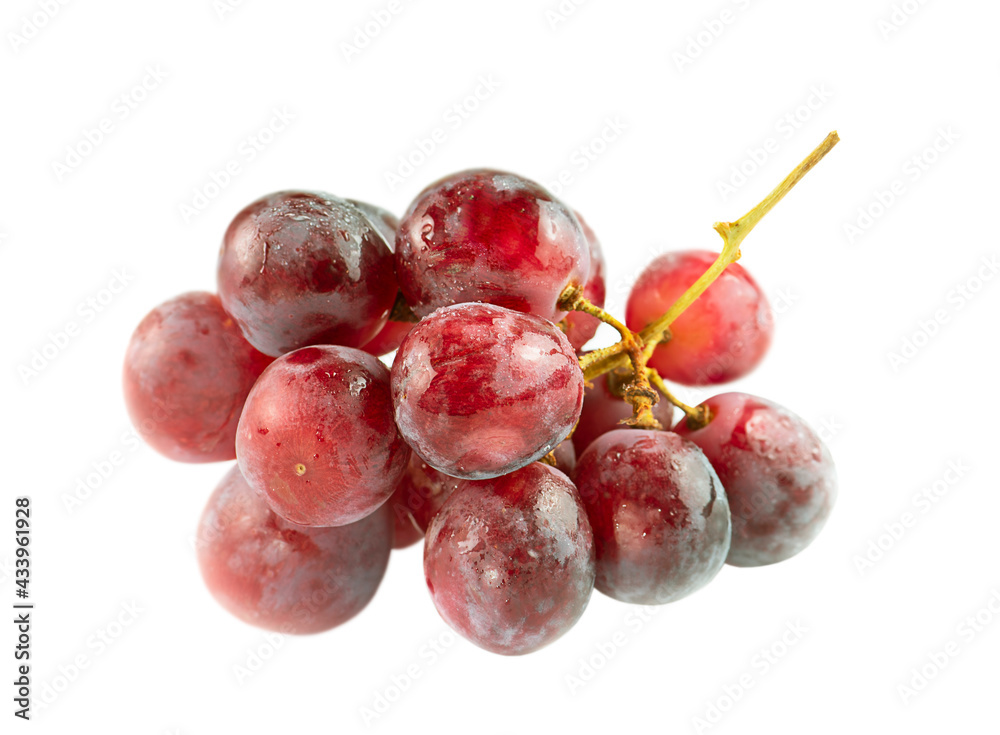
[123,291,272,463]
[197,464,391,634]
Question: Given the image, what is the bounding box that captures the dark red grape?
[196,464,392,634]
[571,369,676,456]
[626,250,773,385]
[346,199,398,248]
[674,392,836,567]
[391,302,584,479]
[360,301,415,357]
[395,169,590,322]
[123,291,273,463]
[575,430,730,604]
[384,453,463,549]
[236,345,410,527]
[217,191,396,356]
[424,462,595,655]
[552,439,576,476]
[563,213,606,352]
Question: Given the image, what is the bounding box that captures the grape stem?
[580,130,840,384]
[647,368,709,428]
[558,285,660,428]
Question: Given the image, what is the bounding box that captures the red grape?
[563,213,607,352]
[360,302,415,357]
[391,302,584,479]
[236,345,410,527]
[575,430,730,604]
[217,191,396,356]
[626,250,773,385]
[394,169,590,322]
[122,291,273,463]
[424,462,595,655]
[674,392,836,566]
[384,454,463,549]
[196,464,392,634]
[571,369,675,456]
[552,439,576,476]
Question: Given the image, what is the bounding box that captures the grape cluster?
[124,141,838,655]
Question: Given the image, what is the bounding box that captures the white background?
[3,0,998,733]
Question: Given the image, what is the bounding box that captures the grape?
[673,392,836,567]
[391,302,584,480]
[122,292,273,463]
[217,191,396,356]
[196,464,391,634]
[360,296,415,357]
[571,369,675,456]
[344,202,417,357]
[385,454,463,549]
[236,345,410,527]
[394,169,590,322]
[552,439,576,476]
[424,462,595,655]
[626,250,773,385]
[563,213,607,352]
[575,430,730,604]
[347,199,398,247]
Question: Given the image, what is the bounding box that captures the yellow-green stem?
[581,131,840,383]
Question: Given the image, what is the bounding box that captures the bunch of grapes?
[123,133,840,656]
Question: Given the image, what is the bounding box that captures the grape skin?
[217,190,396,357]
[236,345,410,527]
[385,454,463,550]
[626,250,773,385]
[122,291,273,463]
[197,464,392,634]
[391,302,584,480]
[563,212,607,352]
[674,392,836,567]
[424,463,595,655]
[575,430,731,604]
[571,370,675,457]
[394,169,590,323]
